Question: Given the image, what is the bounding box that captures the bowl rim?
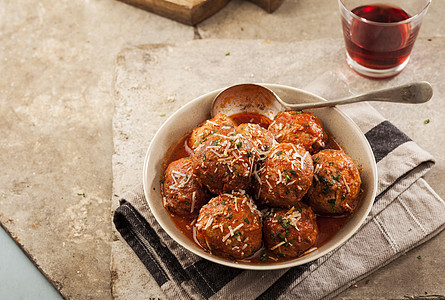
[143,83,377,270]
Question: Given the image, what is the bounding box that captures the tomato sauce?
[161,112,356,264]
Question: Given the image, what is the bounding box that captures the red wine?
[342,4,419,70]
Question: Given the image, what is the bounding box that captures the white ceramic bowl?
[143,83,377,270]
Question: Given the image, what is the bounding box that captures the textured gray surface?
[0,0,444,299]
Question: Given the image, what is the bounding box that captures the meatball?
[307,149,361,215]
[263,205,318,258]
[268,111,328,154]
[236,123,277,153]
[192,132,259,194]
[255,143,313,208]
[195,193,262,259]
[161,158,210,216]
[189,114,237,150]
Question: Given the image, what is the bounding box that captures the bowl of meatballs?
[143,84,377,270]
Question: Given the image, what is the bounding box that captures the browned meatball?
[195,193,262,259]
[236,123,277,153]
[254,143,314,208]
[268,111,328,154]
[192,132,259,194]
[189,114,237,150]
[162,158,210,216]
[263,205,318,258]
[307,149,361,215]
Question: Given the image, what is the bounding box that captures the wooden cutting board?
[118,0,284,25]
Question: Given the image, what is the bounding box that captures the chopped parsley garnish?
[77,192,86,197]
[212,138,221,146]
[321,185,330,194]
[160,114,166,117]
[331,174,340,182]
[225,52,230,56]
[236,141,243,149]
[279,217,291,229]
[160,179,166,184]
[260,252,268,262]
[233,231,241,239]
[244,218,250,224]
[247,151,252,158]
[276,151,283,156]
[292,110,303,115]
[202,154,206,161]
[221,200,226,205]
[417,255,422,259]
[295,206,302,213]
[424,119,430,124]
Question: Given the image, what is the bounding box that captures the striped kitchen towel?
[113,102,445,300]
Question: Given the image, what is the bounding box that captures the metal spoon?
[210,82,433,119]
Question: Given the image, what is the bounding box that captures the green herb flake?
[292,110,303,115]
[233,231,241,239]
[260,252,268,262]
[276,151,283,156]
[331,174,340,182]
[160,113,166,117]
[212,138,221,146]
[77,192,86,197]
[417,255,422,259]
[160,179,166,184]
[247,151,252,158]
[221,200,226,205]
[280,218,291,229]
[225,52,230,56]
[244,218,250,224]
[202,154,206,161]
[227,213,233,219]
[236,141,243,149]
[321,185,330,194]
[424,119,430,124]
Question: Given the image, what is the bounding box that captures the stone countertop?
[1,0,444,299]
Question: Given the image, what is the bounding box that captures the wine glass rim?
[338,0,432,25]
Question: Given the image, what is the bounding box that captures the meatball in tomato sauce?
[263,205,318,258]
[162,157,210,216]
[195,193,262,259]
[236,123,277,154]
[254,143,313,208]
[192,132,259,195]
[307,149,361,215]
[268,111,328,154]
[189,114,237,150]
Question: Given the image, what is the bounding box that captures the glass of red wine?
[338,0,431,79]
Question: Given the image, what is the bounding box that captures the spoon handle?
[284,81,433,110]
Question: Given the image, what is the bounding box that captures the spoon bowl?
[211,82,433,118]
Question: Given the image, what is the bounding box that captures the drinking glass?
[338,0,431,79]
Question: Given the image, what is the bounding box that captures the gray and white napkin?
[114,98,445,299]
